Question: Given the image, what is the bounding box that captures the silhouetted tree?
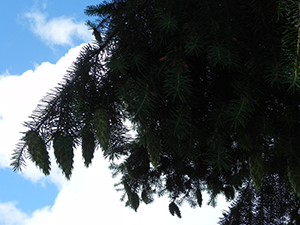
[11,0,300,221]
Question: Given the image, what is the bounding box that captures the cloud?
[0,201,28,225]
[24,10,92,46]
[0,44,230,224]
[22,149,229,225]
[0,44,84,180]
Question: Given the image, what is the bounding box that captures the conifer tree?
[218,175,300,224]
[11,0,300,221]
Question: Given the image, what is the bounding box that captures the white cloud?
[22,149,229,225]
[0,201,28,225]
[0,44,230,224]
[24,10,92,46]
[0,44,84,179]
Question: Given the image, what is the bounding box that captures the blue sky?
[0,168,57,214]
[0,0,99,75]
[0,1,230,224]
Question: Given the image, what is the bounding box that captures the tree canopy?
[11,0,300,222]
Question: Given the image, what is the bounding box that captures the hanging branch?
[290,1,300,90]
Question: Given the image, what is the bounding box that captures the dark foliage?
[11,0,300,221]
[219,175,300,225]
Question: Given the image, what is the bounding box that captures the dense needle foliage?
[11,0,300,222]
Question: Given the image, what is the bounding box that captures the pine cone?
[146,134,161,168]
[288,165,300,198]
[24,130,50,175]
[196,188,203,207]
[53,132,74,179]
[249,153,264,190]
[169,201,181,218]
[81,125,96,167]
[93,108,110,153]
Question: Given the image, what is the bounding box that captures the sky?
[0,1,230,224]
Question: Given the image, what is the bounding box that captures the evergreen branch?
[169,108,191,139]
[174,110,183,136]
[11,0,300,221]
[234,99,245,121]
[135,91,149,119]
[225,97,254,129]
[290,1,300,90]
[163,70,192,103]
[10,141,27,172]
